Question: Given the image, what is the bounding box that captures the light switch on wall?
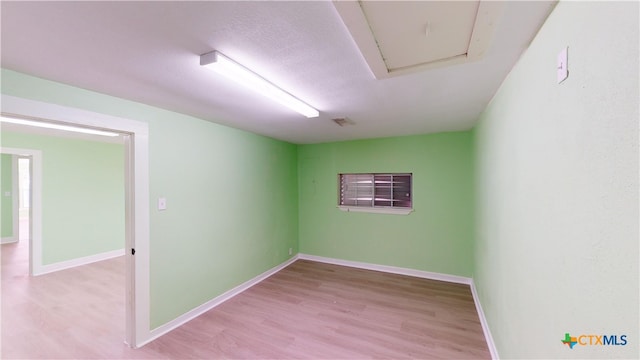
[557,47,568,83]
[158,197,167,211]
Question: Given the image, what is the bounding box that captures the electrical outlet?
[288,248,292,256]
[158,197,167,211]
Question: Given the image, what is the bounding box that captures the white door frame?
[0,148,41,276]
[1,95,151,347]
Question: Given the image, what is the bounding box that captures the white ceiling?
[363,1,481,69]
[0,1,556,144]
[335,1,506,78]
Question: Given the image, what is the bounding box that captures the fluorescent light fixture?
[200,50,319,118]
[0,116,120,137]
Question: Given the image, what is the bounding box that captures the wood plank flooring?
[1,240,159,359]
[2,240,490,359]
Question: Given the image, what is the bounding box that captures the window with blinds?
[339,173,412,209]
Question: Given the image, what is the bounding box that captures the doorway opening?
[1,94,151,348]
[17,157,30,244]
[2,132,132,352]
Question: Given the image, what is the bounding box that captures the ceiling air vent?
[332,118,355,127]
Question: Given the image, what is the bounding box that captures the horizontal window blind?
[339,173,412,209]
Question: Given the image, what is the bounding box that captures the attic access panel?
[333,0,505,79]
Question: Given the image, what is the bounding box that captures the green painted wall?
[1,69,299,328]
[1,153,14,238]
[473,1,638,359]
[1,132,125,263]
[298,132,474,277]
[150,117,298,327]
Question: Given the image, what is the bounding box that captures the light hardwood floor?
[2,240,490,359]
[1,239,160,359]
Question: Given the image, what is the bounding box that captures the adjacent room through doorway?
[0,118,133,355]
[17,156,30,244]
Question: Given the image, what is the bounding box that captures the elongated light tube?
[0,116,120,137]
[200,50,319,118]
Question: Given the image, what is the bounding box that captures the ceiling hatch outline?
[333,0,506,79]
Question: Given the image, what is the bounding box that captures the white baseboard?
[34,248,125,276]
[298,253,472,285]
[1,236,18,244]
[141,255,299,348]
[470,280,499,360]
